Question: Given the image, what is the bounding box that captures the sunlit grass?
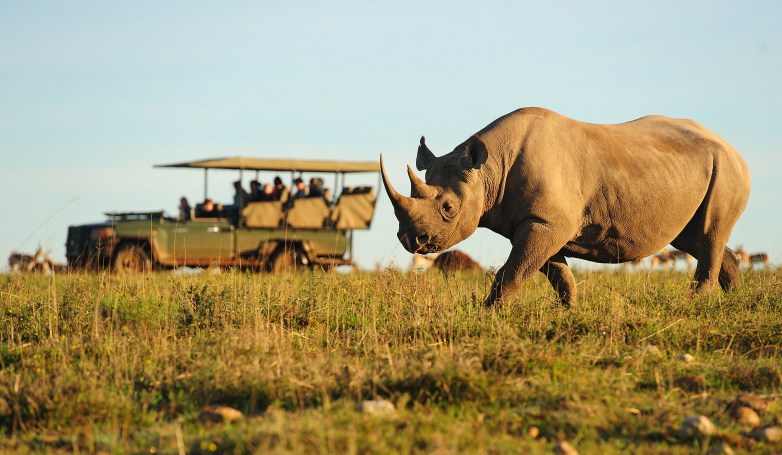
[0,268,780,453]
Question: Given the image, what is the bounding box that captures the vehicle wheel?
[270,247,300,274]
[316,263,334,273]
[113,244,152,274]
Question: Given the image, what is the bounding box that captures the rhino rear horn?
[416,136,436,171]
[407,165,437,199]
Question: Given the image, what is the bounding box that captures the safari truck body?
[66,157,379,273]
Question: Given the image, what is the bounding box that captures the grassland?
[0,267,780,454]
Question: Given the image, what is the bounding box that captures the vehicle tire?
[316,263,334,273]
[270,246,300,274]
[113,244,152,274]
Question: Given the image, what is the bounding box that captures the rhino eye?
[441,200,458,218]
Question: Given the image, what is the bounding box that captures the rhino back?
[474,108,749,262]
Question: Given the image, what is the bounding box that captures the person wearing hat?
[273,176,287,200]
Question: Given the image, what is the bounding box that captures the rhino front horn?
[380,155,414,213]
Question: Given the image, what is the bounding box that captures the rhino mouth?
[400,232,456,255]
[398,231,437,254]
[415,244,437,254]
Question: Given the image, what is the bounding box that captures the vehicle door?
[171,219,235,264]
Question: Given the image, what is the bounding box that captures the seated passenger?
[292,177,308,199]
[249,180,261,202]
[257,183,277,201]
[273,176,287,200]
[232,180,249,208]
[308,177,325,198]
[178,196,192,221]
[196,198,221,218]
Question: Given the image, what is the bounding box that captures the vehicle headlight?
[91,227,116,241]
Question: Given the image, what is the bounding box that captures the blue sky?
[2,1,781,271]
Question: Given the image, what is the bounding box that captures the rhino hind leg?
[717,247,742,290]
[671,230,742,292]
[670,163,746,293]
[539,254,576,307]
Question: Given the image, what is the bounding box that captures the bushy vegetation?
[0,268,780,453]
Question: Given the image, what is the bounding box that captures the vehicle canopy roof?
[155,156,379,173]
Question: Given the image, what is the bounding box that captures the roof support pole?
[204,168,209,200]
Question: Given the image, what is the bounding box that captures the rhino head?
[381,136,489,254]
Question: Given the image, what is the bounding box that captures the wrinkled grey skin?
[381,107,751,307]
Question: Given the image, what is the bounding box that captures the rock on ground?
[553,441,578,455]
[679,415,717,439]
[527,426,540,439]
[735,394,771,414]
[730,406,760,427]
[750,426,782,443]
[357,399,395,415]
[198,405,244,424]
[677,353,695,364]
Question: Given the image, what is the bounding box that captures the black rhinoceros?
[381,107,751,307]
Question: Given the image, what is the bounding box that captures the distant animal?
[433,250,483,272]
[7,245,59,273]
[648,249,670,269]
[410,250,483,273]
[410,253,436,272]
[624,257,645,270]
[381,107,750,307]
[669,249,695,269]
[649,248,694,270]
[735,247,771,269]
[8,252,36,273]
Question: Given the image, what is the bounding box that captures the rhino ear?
[463,136,488,169]
[416,136,436,171]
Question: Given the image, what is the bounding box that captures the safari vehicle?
[66,157,379,273]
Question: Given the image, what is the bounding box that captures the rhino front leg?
[484,221,568,307]
[539,254,576,308]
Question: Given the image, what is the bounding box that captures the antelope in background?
[411,253,437,272]
[7,245,63,274]
[734,247,771,269]
[411,250,483,273]
[647,248,694,270]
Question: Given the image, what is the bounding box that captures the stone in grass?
[679,415,717,440]
[707,442,735,455]
[357,399,395,415]
[677,353,695,364]
[750,426,782,443]
[527,426,540,439]
[552,441,578,455]
[735,394,771,414]
[198,405,244,425]
[730,406,760,428]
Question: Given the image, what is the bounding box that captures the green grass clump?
[0,268,780,453]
